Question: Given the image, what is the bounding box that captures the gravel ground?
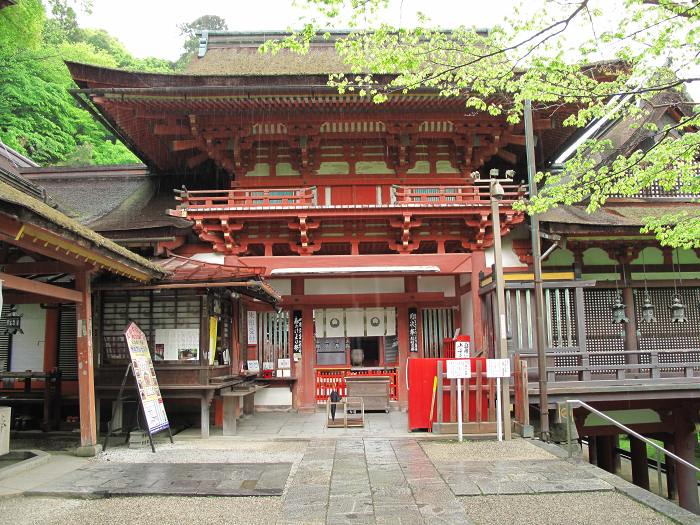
[95,439,307,465]
[421,438,557,462]
[462,492,673,525]
[0,495,281,525]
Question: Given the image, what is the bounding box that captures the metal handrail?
[565,399,700,497]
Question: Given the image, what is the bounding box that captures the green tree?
[175,14,228,69]
[266,0,700,248]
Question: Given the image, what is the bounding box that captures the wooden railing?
[315,367,398,402]
[520,348,700,381]
[176,187,317,208]
[392,183,526,204]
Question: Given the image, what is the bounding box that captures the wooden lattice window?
[584,288,625,374]
[256,311,290,369]
[421,308,455,358]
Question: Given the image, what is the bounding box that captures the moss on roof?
[185,47,353,76]
[0,180,165,277]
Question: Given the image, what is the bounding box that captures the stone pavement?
[26,462,292,497]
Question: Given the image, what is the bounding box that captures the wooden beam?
[0,272,82,303]
[171,139,201,152]
[1,261,77,275]
[497,149,518,164]
[153,123,190,136]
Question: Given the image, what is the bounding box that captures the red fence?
[315,367,398,402]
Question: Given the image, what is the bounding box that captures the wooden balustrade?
[393,183,525,204]
[519,348,700,381]
[315,367,398,402]
[177,187,317,208]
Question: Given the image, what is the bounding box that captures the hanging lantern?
[611,293,629,324]
[669,295,687,323]
[641,293,656,323]
[3,305,23,335]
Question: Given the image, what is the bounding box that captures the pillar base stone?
[75,444,102,457]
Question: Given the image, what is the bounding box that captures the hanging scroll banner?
[124,322,170,435]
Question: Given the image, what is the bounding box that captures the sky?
[76,0,515,61]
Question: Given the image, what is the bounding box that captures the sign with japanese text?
[247,311,257,345]
[486,358,511,378]
[124,322,170,435]
[292,310,303,355]
[455,341,470,358]
[446,359,472,379]
[408,308,418,353]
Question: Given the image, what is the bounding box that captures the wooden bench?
[221,384,268,436]
[0,370,62,431]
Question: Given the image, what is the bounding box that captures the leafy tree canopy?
[266,0,700,248]
[0,0,172,166]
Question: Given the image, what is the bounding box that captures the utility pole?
[490,179,512,440]
[524,99,550,440]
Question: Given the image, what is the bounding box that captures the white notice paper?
[247,360,260,372]
[455,341,470,358]
[446,359,471,379]
[486,359,511,378]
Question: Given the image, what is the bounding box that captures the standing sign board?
[486,358,511,442]
[124,322,170,435]
[446,359,471,379]
[455,341,470,359]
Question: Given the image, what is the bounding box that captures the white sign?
[262,361,274,371]
[487,359,511,378]
[247,360,260,372]
[247,311,258,345]
[277,358,291,369]
[446,359,471,379]
[455,341,470,358]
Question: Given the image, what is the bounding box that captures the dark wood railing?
[392,183,525,204]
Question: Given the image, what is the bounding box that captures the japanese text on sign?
[408,308,418,353]
[292,310,303,355]
[446,359,472,379]
[455,341,470,358]
[124,322,170,435]
[486,359,511,378]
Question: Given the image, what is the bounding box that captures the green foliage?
[271,0,700,248]
[175,14,228,70]
[0,0,175,167]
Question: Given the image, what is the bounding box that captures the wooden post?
[436,361,444,424]
[596,435,616,473]
[587,435,597,465]
[622,265,639,371]
[200,393,210,438]
[75,271,98,455]
[470,250,485,352]
[574,287,590,381]
[673,407,700,514]
[630,435,650,490]
[663,436,677,500]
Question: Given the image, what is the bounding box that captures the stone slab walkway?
[278,438,472,525]
[434,459,613,496]
[25,462,292,497]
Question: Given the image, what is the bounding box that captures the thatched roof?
[0,180,165,278]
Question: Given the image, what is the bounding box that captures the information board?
[486,358,511,378]
[446,359,472,379]
[292,310,303,359]
[124,322,170,434]
[455,341,470,358]
[247,311,258,345]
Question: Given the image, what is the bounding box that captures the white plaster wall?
[459,274,470,287]
[255,387,293,406]
[304,277,404,295]
[267,278,292,296]
[417,276,455,297]
[10,304,45,372]
[485,237,525,268]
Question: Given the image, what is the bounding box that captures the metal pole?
[496,377,502,442]
[490,189,512,439]
[524,99,550,440]
[457,377,463,442]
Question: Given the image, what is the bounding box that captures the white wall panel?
[417,276,455,297]
[10,304,45,372]
[304,277,404,295]
[267,279,292,296]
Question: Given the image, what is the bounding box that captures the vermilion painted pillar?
[43,307,59,371]
[298,306,316,410]
[75,271,98,454]
[397,304,409,411]
[470,250,486,352]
